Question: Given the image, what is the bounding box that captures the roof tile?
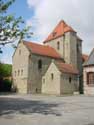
[44,20,75,43]
[23,41,62,59]
[56,61,79,74]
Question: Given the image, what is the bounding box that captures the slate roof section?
[44,20,76,43]
[83,48,94,66]
[56,61,79,75]
[23,41,62,59]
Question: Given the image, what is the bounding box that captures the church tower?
[43,20,82,74]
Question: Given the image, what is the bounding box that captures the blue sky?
[0,0,34,64]
[1,0,94,64]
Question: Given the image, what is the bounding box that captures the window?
[15,71,16,76]
[18,70,20,76]
[21,69,23,75]
[19,49,21,55]
[38,59,42,69]
[51,73,54,80]
[43,78,45,83]
[87,72,94,85]
[36,88,38,93]
[63,34,65,41]
[57,41,60,50]
[69,77,72,83]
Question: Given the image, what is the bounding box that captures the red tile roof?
[56,61,79,74]
[82,54,88,62]
[23,41,62,59]
[44,20,75,43]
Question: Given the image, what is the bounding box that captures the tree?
[0,0,32,51]
[0,63,12,77]
[0,63,12,92]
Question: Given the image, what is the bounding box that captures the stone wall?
[42,62,61,95]
[42,61,79,95]
[12,42,30,93]
[28,54,54,94]
[44,36,64,58]
[60,73,79,94]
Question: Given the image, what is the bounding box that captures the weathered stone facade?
[13,42,62,94]
[28,54,54,93]
[44,32,82,74]
[12,42,29,93]
[42,62,61,95]
[42,61,79,95]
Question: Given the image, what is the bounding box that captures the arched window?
[87,72,94,85]
[51,73,54,80]
[57,41,60,50]
[19,49,21,55]
[21,69,23,75]
[69,77,72,83]
[15,71,16,77]
[38,59,42,69]
[18,70,20,76]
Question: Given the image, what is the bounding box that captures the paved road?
[0,94,94,125]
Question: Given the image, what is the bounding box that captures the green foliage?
[0,63,12,92]
[0,63,12,77]
[0,0,32,48]
[0,0,15,13]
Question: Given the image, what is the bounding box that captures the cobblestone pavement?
[0,94,94,125]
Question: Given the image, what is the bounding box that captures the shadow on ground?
[0,96,61,117]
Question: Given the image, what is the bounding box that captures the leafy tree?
[0,63,12,92]
[0,0,32,52]
[0,63,12,78]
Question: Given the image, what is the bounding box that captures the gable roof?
[23,41,62,59]
[83,48,94,66]
[44,20,76,43]
[55,61,79,75]
[82,54,89,62]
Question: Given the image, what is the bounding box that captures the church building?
[12,20,86,94]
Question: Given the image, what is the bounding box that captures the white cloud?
[27,0,94,54]
[27,0,42,8]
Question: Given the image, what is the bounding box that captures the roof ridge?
[55,61,78,74]
[43,20,75,43]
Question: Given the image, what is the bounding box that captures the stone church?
[12,20,87,94]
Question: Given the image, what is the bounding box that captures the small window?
[18,70,20,76]
[51,73,54,80]
[57,41,60,50]
[43,78,45,83]
[36,88,38,93]
[87,72,94,85]
[69,77,72,83]
[21,69,23,75]
[38,59,42,69]
[63,34,65,41]
[19,49,21,55]
[15,71,16,76]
